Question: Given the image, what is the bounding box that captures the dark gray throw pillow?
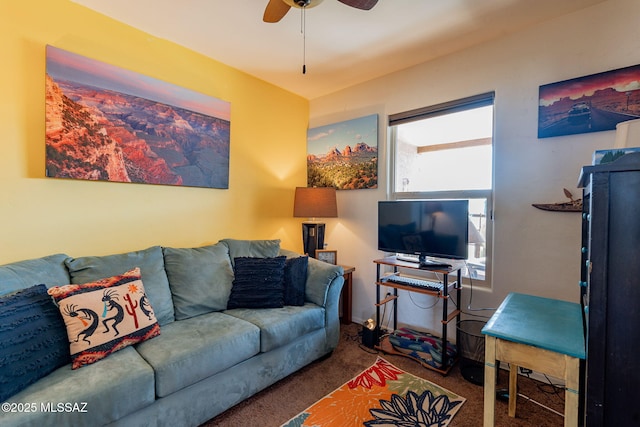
[284,256,308,306]
[227,256,286,309]
[0,284,70,402]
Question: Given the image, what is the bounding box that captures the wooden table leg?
[564,355,580,427]
[484,336,497,427]
[340,270,353,324]
[509,363,518,417]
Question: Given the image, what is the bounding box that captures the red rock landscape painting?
[307,114,378,190]
[45,46,231,188]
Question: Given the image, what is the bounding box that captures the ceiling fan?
[263,0,378,23]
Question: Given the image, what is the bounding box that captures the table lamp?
[293,187,337,257]
[614,118,640,149]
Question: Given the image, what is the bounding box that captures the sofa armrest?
[304,253,345,352]
[305,257,343,307]
[280,249,344,352]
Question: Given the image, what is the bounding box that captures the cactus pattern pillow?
[48,267,160,369]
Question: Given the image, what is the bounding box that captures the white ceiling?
[72,0,604,99]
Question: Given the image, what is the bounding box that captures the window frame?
[387,92,495,287]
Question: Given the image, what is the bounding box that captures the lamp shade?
[614,118,640,149]
[293,187,337,219]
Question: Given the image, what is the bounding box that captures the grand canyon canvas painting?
[45,46,231,188]
[538,64,640,138]
[307,114,378,190]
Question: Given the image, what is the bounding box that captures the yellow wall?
[0,0,308,264]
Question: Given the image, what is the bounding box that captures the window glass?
[395,106,493,192]
[389,94,494,284]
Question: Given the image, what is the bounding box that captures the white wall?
[311,0,640,333]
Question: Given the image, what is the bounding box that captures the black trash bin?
[457,320,486,386]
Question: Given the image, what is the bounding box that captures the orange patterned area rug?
[281,357,465,427]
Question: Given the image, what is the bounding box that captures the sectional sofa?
[0,239,345,427]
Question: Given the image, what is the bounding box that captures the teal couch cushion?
[219,238,281,266]
[225,304,325,352]
[135,312,260,397]
[0,254,70,296]
[64,246,175,326]
[163,243,234,320]
[0,346,154,426]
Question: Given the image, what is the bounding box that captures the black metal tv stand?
[373,256,462,375]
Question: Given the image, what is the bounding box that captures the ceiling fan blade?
[263,0,291,23]
[337,0,378,10]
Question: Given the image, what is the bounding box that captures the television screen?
[378,200,469,263]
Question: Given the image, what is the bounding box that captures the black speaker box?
[362,326,380,349]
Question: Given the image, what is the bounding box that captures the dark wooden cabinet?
[578,152,640,426]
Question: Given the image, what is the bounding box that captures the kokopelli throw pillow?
[48,267,160,369]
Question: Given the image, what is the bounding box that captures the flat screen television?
[378,200,469,267]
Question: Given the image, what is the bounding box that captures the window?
[389,93,494,284]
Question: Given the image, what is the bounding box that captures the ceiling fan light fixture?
[262,0,378,73]
[265,0,377,23]
[283,0,323,9]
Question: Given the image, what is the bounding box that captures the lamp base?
[302,222,325,257]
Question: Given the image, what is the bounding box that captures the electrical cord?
[516,392,564,418]
[381,296,388,330]
[343,329,361,343]
[539,374,565,399]
[408,291,439,309]
[463,260,498,312]
[349,327,381,354]
[358,344,379,354]
[387,303,395,331]
[432,265,492,319]
[501,363,566,416]
[376,291,396,333]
